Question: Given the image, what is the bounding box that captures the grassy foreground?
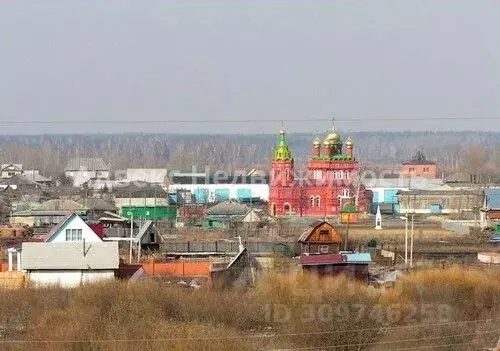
[0,266,499,350]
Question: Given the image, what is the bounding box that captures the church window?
[276,168,281,179]
[345,170,349,178]
[285,168,290,181]
[315,196,321,207]
[342,189,350,197]
[338,171,344,179]
[310,196,315,207]
[313,169,322,180]
[333,171,338,179]
[284,203,291,214]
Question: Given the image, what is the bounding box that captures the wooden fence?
[160,241,296,256]
[0,271,26,289]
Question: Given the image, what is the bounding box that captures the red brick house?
[401,151,437,179]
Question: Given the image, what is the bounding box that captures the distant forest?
[0,131,498,179]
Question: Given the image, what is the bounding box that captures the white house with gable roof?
[17,213,118,287]
[45,213,103,243]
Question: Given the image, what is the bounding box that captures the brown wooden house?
[298,221,343,255]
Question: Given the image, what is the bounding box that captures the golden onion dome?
[345,137,353,148]
[322,139,331,147]
[325,127,340,143]
[313,137,321,146]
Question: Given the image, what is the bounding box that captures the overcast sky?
[1,1,499,134]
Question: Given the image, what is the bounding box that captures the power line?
[0,318,497,344]
[0,116,498,125]
[275,330,499,350]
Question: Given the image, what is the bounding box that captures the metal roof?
[206,200,250,216]
[38,199,86,212]
[397,189,483,196]
[299,253,372,266]
[135,220,153,243]
[298,221,337,243]
[344,253,372,263]
[77,198,117,212]
[21,242,119,270]
[402,151,436,165]
[486,188,500,209]
[65,157,109,171]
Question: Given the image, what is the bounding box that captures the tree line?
[0,131,497,181]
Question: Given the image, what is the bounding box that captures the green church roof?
[273,130,293,161]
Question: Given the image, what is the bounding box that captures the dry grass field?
[0,266,499,350]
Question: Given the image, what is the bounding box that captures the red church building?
[269,127,371,217]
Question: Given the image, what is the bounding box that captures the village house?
[298,221,343,255]
[21,241,119,287]
[44,212,105,242]
[299,253,372,280]
[112,182,169,209]
[205,200,261,228]
[10,213,118,287]
[0,164,23,179]
[64,157,110,187]
[124,168,169,185]
[397,189,483,214]
[401,151,438,179]
[363,176,448,214]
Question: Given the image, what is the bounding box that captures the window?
[276,168,281,179]
[285,168,290,181]
[66,229,83,241]
[319,245,329,254]
[345,170,349,179]
[313,170,322,180]
[315,196,321,207]
[310,196,315,207]
[409,167,415,172]
[423,167,430,172]
[338,171,344,179]
[319,229,329,241]
[284,203,291,214]
[333,171,338,179]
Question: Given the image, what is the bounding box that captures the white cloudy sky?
[1,1,499,134]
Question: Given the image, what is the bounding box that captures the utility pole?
[405,211,408,266]
[129,214,134,264]
[410,213,414,268]
[343,215,350,251]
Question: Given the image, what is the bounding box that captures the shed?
[21,241,119,287]
[299,252,371,280]
[298,221,343,255]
